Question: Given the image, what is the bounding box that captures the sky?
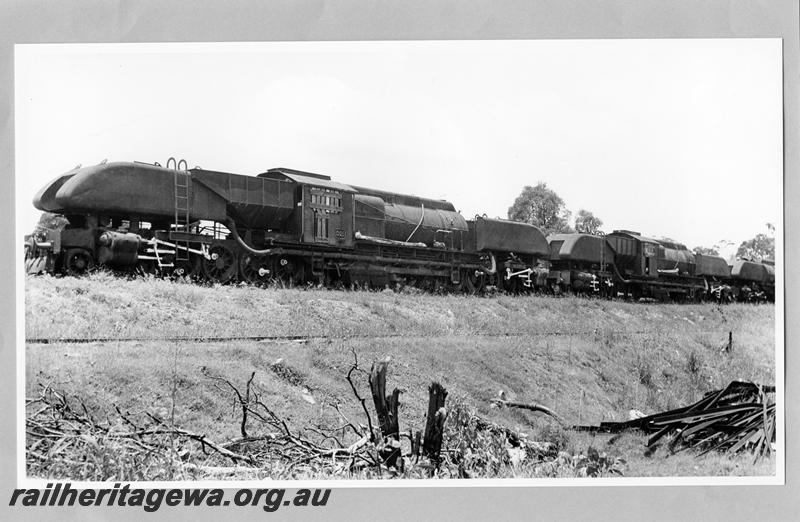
[15,40,783,259]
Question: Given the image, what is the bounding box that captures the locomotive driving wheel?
[239,253,271,285]
[503,274,521,295]
[63,248,94,276]
[461,268,485,295]
[170,258,198,280]
[201,244,237,284]
[273,257,306,287]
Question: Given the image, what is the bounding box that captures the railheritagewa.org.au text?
[9,483,331,512]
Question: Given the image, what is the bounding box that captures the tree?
[693,239,737,258]
[736,234,774,261]
[692,246,719,256]
[574,209,603,235]
[735,223,775,261]
[507,183,572,235]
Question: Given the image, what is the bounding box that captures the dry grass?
[24,273,776,480]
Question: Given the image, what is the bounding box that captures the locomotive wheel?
[504,276,521,295]
[170,258,197,280]
[63,248,94,276]
[721,289,733,303]
[421,277,441,293]
[433,277,449,294]
[273,257,306,287]
[461,268,485,295]
[201,244,237,284]
[239,253,271,285]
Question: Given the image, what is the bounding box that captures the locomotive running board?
[168,230,214,244]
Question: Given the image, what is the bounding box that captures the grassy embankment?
[25,273,776,479]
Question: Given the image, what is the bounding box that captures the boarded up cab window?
[315,214,329,239]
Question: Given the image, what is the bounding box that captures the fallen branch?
[347,348,376,442]
[491,397,566,427]
[29,355,564,480]
[113,427,254,464]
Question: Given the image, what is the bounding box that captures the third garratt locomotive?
[546,231,774,302]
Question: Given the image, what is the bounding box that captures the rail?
[25,328,737,345]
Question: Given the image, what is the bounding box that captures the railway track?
[25,329,727,345]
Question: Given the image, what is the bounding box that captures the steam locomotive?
[546,232,774,302]
[24,160,775,302]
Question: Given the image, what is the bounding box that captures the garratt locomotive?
[25,159,548,293]
[546,231,774,302]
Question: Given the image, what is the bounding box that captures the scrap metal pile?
[580,381,776,458]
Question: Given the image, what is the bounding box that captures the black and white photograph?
[15,38,782,486]
[2,1,798,519]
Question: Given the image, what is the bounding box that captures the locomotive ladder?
[173,169,191,262]
[600,235,608,274]
[598,234,607,294]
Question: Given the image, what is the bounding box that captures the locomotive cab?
[258,168,355,248]
[606,230,707,300]
[606,230,660,279]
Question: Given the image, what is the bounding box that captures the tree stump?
[369,358,401,467]
[412,429,422,459]
[423,382,448,464]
